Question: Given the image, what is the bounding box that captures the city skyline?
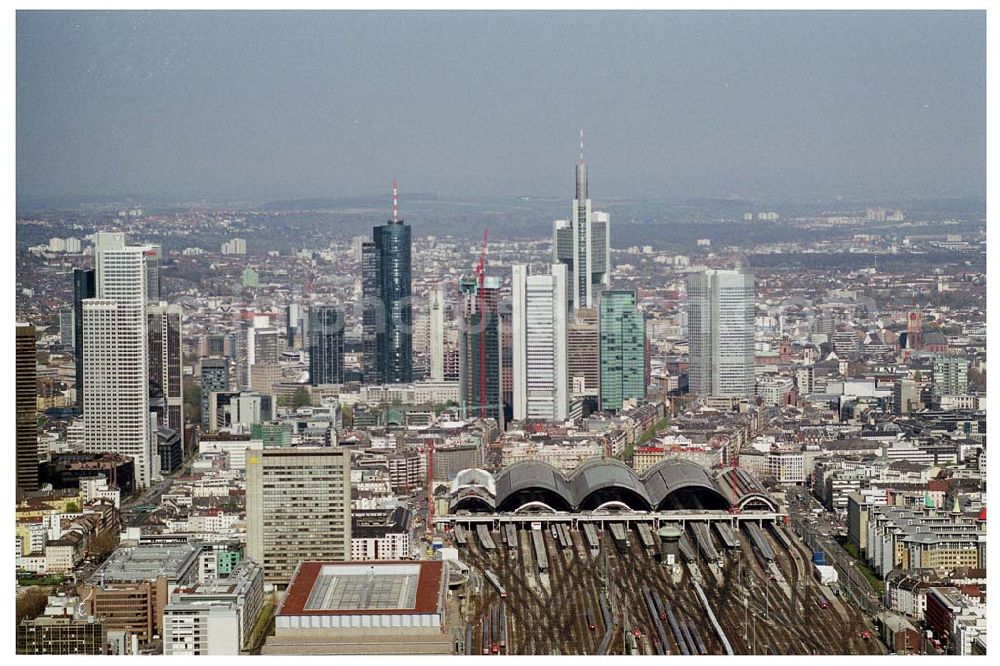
[12,7,990,658]
[16,11,986,203]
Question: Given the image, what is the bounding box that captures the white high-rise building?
[83,232,154,489]
[687,268,755,398]
[553,131,610,311]
[512,263,568,421]
[429,286,444,382]
[247,324,280,381]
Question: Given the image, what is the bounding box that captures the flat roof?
[91,543,200,583]
[279,561,444,617]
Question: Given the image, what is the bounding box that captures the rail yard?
[449,517,887,656]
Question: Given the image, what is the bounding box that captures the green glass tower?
[599,290,645,411]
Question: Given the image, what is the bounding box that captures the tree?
[183,384,202,424]
[341,405,353,430]
[291,387,311,409]
[65,502,80,513]
[16,588,48,625]
[88,530,119,558]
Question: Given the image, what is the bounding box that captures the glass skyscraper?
[687,268,755,398]
[599,290,646,411]
[553,132,610,311]
[362,198,412,384]
[308,304,345,385]
[72,267,96,410]
[459,275,503,424]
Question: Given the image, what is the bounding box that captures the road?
[121,455,196,526]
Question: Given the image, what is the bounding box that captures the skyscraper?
[308,305,345,386]
[362,181,413,384]
[429,286,444,382]
[16,323,38,492]
[201,357,231,431]
[687,268,755,398]
[247,324,280,383]
[285,303,302,348]
[246,447,352,585]
[58,310,74,349]
[567,307,601,399]
[512,264,568,421]
[553,131,611,311]
[72,268,96,410]
[148,303,184,443]
[83,232,154,489]
[459,275,502,424]
[599,290,646,411]
[144,243,162,303]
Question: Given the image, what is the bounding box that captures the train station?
[436,461,886,655]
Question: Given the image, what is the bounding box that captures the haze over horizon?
[16,11,986,204]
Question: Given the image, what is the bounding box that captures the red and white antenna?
[579,129,584,164]
[391,178,398,223]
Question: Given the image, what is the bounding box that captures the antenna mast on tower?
[392,178,399,223]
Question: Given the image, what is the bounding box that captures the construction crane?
[425,438,435,539]
[473,229,490,419]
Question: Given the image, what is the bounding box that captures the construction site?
[443,515,887,656]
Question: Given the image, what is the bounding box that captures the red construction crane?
[727,452,742,514]
[473,229,490,419]
[425,438,435,539]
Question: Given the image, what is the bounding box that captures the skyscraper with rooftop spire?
[553,130,611,311]
[362,179,413,383]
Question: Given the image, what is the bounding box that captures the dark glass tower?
[16,323,38,492]
[459,276,502,425]
[148,304,184,441]
[308,305,345,385]
[200,357,230,430]
[362,182,413,384]
[72,268,96,411]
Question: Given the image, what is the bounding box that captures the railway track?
[452,517,886,655]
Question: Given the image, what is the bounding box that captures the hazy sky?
[16,11,986,202]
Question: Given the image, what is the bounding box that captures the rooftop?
[91,543,201,583]
[278,561,444,617]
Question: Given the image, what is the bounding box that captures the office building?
[59,309,75,348]
[200,358,230,431]
[246,447,352,585]
[362,180,413,384]
[308,305,345,386]
[262,561,450,655]
[599,290,646,411]
[511,263,568,421]
[144,243,162,302]
[147,303,184,442]
[83,232,154,489]
[16,616,107,655]
[17,323,38,492]
[247,325,280,376]
[458,275,502,424]
[429,286,444,382]
[82,542,202,643]
[162,560,264,656]
[687,268,755,398]
[73,268,96,410]
[567,307,600,399]
[552,132,610,311]
[894,379,920,415]
[933,356,969,397]
[285,303,302,348]
[351,507,413,561]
